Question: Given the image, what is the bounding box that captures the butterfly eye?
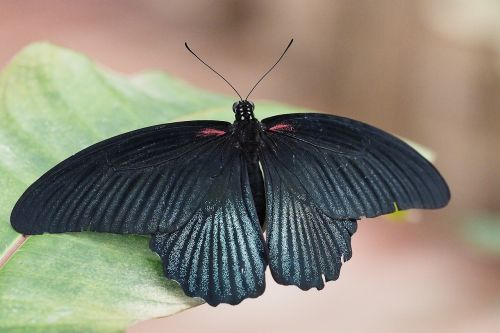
[232,102,239,113]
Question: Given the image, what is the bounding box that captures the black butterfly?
[10,40,450,306]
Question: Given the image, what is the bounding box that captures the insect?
[10,39,450,306]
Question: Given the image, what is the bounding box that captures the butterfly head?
[233,100,255,121]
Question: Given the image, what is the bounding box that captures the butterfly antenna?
[245,38,294,101]
[185,42,243,101]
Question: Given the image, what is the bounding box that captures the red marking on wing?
[198,128,226,137]
[269,123,294,132]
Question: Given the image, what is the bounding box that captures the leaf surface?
[0,42,431,332]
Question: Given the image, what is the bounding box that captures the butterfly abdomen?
[245,154,265,227]
[233,119,266,227]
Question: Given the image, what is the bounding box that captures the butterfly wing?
[259,113,450,289]
[12,120,267,305]
[264,179,358,290]
[261,113,450,218]
[11,121,238,235]
[150,149,267,306]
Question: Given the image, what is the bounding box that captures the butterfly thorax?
[232,100,262,148]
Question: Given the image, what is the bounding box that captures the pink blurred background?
[1,1,499,332]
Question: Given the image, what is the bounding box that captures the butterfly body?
[225,100,266,225]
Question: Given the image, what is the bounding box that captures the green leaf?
[0,42,307,333]
[461,214,500,256]
[0,42,434,332]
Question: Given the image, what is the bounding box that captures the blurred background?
[1,0,499,332]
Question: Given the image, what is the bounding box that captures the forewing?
[11,121,235,235]
[260,113,450,219]
[149,150,267,306]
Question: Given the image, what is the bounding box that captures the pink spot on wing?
[198,128,226,137]
[269,123,294,132]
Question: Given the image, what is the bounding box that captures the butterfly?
[10,40,450,306]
